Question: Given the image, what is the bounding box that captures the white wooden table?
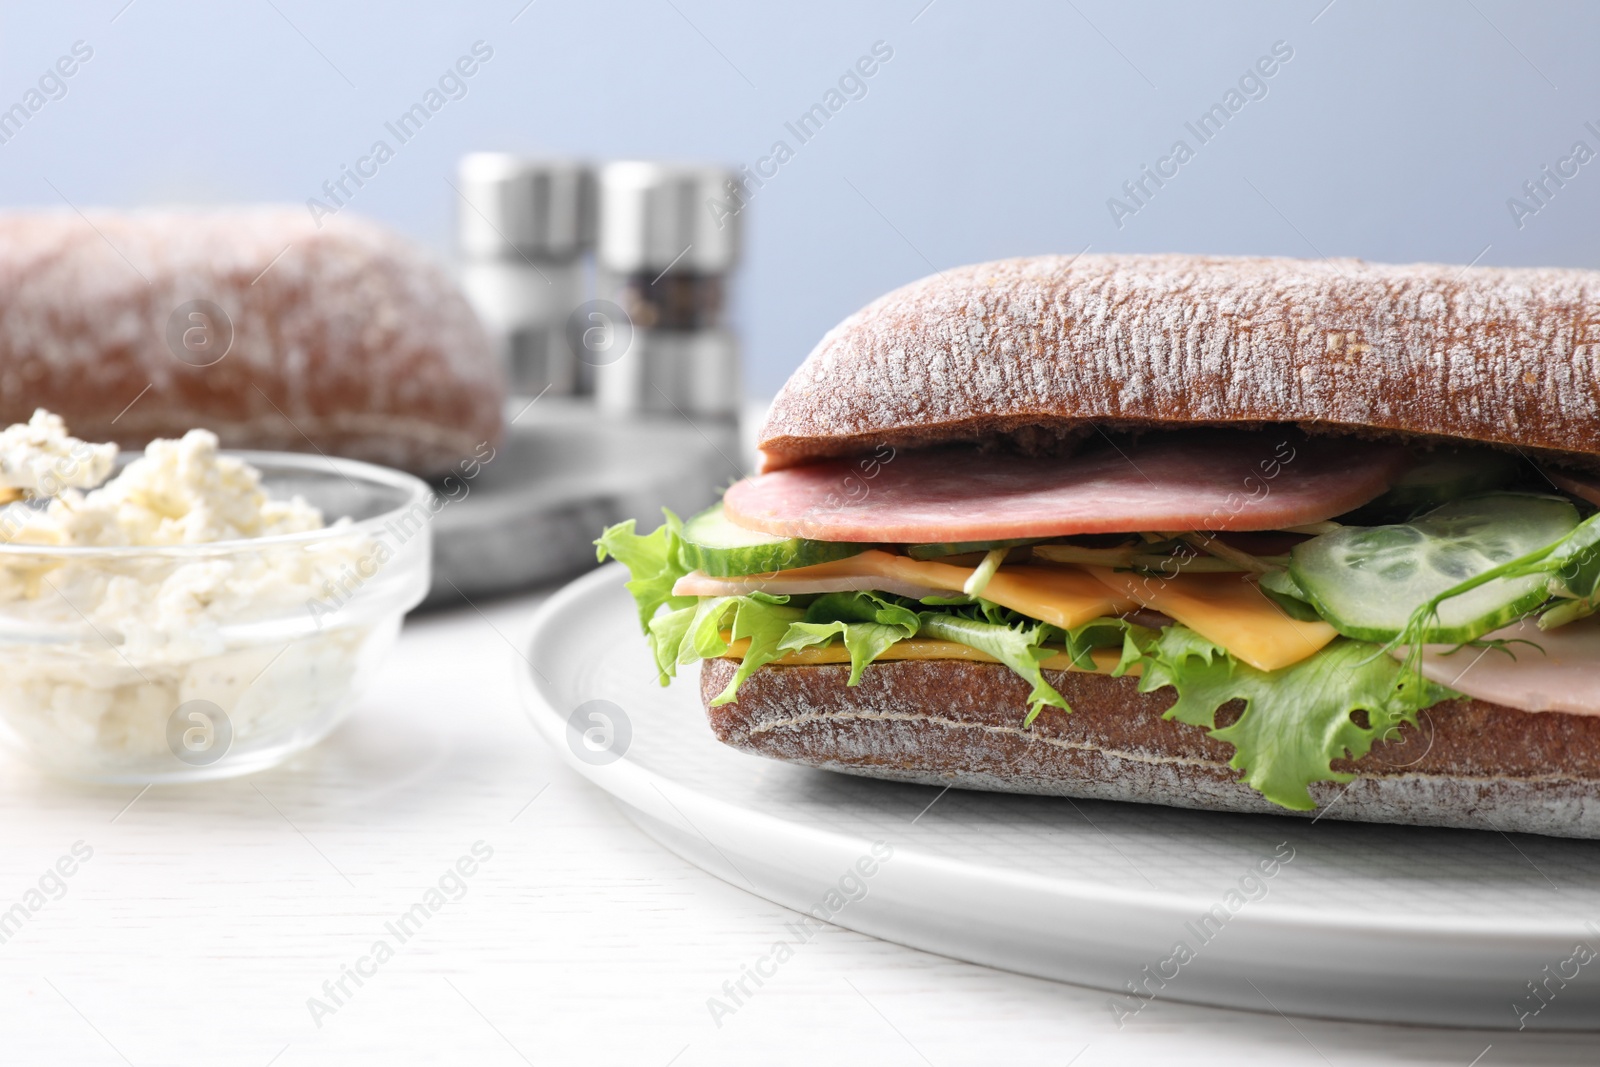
[1,587,1592,1066]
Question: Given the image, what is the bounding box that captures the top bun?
[757,253,1600,471]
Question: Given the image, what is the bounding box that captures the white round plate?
[520,565,1600,1030]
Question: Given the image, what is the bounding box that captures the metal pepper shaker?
[591,161,742,418]
[456,153,595,397]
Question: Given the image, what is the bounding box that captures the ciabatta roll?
[599,253,1600,838]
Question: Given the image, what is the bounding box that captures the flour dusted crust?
[758,253,1600,470]
[727,253,1600,833]
[0,208,503,475]
[701,658,1600,839]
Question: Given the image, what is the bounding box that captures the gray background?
[2,0,1596,395]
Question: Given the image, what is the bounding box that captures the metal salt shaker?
[456,153,595,397]
[591,161,741,418]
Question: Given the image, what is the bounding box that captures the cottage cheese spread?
[3,424,325,547]
[0,413,378,770]
[0,409,117,494]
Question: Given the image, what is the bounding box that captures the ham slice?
[1398,617,1600,716]
[723,431,1408,543]
[1546,466,1600,507]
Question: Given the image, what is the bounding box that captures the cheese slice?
[720,636,1138,675]
[1085,566,1336,672]
[673,550,1137,631]
[980,565,1140,630]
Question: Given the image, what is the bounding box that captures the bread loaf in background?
[758,253,1600,471]
[0,208,503,476]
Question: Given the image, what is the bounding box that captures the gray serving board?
[424,398,741,606]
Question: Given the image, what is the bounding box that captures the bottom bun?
[700,658,1600,839]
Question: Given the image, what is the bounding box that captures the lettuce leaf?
[713,597,806,705]
[803,591,921,632]
[779,621,913,684]
[778,592,1145,719]
[1256,568,1324,622]
[1134,628,1454,809]
[646,602,699,681]
[596,511,693,632]
[778,592,920,684]
[646,594,806,703]
[916,613,1070,721]
[1055,618,1148,673]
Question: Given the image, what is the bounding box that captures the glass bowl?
[0,452,433,783]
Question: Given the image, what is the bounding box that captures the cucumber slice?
[1346,448,1523,522]
[1289,493,1578,642]
[678,503,868,577]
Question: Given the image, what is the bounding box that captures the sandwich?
[597,253,1600,838]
